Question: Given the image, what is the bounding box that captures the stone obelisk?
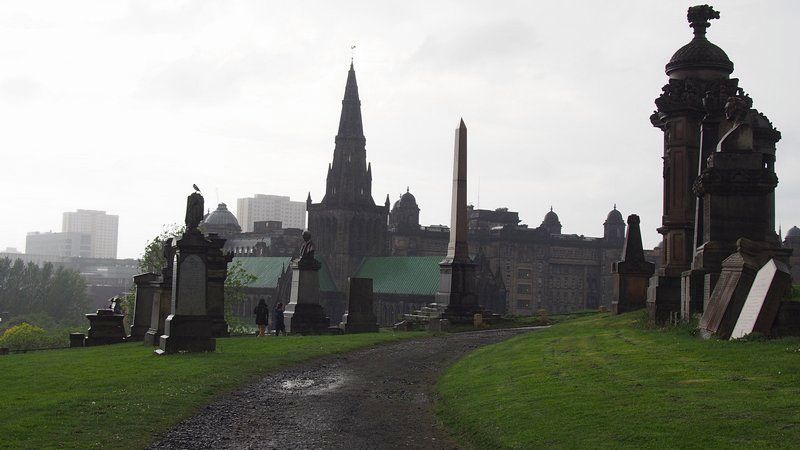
[435,119,481,323]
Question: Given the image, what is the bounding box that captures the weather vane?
[350,44,356,63]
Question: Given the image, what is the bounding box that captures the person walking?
[274,302,286,336]
[254,298,269,337]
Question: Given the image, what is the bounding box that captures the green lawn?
[0,331,425,449]
[436,312,800,449]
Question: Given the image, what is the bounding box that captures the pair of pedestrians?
[253,298,286,336]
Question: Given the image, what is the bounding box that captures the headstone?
[129,272,160,341]
[613,215,656,314]
[699,238,786,339]
[340,277,379,333]
[156,191,217,355]
[85,307,126,346]
[69,332,85,348]
[730,259,791,339]
[283,231,330,334]
[144,238,174,346]
[435,119,486,323]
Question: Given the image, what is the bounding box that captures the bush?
[0,322,65,351]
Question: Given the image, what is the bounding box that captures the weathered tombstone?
[144,238,175,346]
[69,332,85,348]
[283,231,330,334]
[205,233,233,338]
[85,300,126,346]
[613,215,655,314]
[340,277,379,333]
[129,272,160,341]
[730,259,792,339]
[156,191,217,355]
[699,238,787,339]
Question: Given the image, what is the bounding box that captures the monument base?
[646,274,681,324]
[341,312,379,333]
[612,270,652,315]
[128,325,149,342]
[155,315,216,355]
[85,309,126,346]
[143,329,160,346]
[284,303,330,334]
[210,316,230,338]
[680,269,706,322]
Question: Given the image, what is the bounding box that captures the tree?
[138,224,184,274]
[225,261,257,331]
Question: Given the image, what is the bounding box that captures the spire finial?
[406,186,409,193]
[350,44,356,67]
[550,205,553,212]
[614,203,617,210]
[687,5,720,38]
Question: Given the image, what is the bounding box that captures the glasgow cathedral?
[201,62,627,325]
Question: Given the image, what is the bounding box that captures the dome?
[605,205,624,224]
[393,187,419,211]
[665,5,733,78]
[787,226,800,238]
[542,208,560,226]
[201,203,242,234]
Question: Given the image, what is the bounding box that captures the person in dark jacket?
[274,302,286,336]
[254,298,269,337]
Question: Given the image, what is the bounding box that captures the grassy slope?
[436,313,800,449]
[0,332,425,449]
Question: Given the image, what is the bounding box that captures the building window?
[516,284,531,294]
[517,300,531,309]
[517,269,531,279]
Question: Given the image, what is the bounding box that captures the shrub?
[0,322,64,351]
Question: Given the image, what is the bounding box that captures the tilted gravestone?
[340,277,378,333]
[730,259,792,339]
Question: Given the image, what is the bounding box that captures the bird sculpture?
[193,184,201,193]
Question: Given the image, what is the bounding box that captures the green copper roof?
[230,257,338,292]
[353,256,442,296]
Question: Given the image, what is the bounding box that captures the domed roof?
[542,207,560,226]
[665,5,733,77]
[203,203,241,231]
[393,187,419,210]
[605,205,624,224]
[787,226,800,238]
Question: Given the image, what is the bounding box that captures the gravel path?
[150,327,541,450]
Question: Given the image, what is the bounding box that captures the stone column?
[612,215,655,314]
[129,272,160,341]
[435,119,483,323]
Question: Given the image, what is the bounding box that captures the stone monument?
[699,239,789,339]
[729,259,792,339]
[283,231,330,334]
[84,297,126,346]
[129,272,160,341]
[156,190,218,354]
[144,238,175,346]
[435,119,487,324]
[612,215,655,314]
[340,277,379,333]
[205,233,234,338]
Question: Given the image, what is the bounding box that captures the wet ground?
[150,327,541,450]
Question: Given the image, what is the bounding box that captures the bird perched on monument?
[193,184,201,193]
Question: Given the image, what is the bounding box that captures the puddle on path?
[277,372,347,396]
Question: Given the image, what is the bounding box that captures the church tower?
[307,63,389,289]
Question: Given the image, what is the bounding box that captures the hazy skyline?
[1,1,798,259]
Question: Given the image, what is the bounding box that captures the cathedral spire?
[337,62,364,140]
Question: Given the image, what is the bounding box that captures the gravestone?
[129,272,160,341]
[612,214,655,314]
[730,259,791,339]
[340,277,379,333]
[283,231,330,334]
[699,238,787,339]
[156,191,217,355]
[85,303,126,346]
[144,238,175,346]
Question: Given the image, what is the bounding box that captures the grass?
[0,331,426,449]
[436,312,800,449]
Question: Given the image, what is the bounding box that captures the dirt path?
[150,327,541,450]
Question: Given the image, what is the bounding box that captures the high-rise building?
[236,195,306,232]
[62,210,119,259]
[26,231,92,258]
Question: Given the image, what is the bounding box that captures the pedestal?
[340,277,379,333]
[156,314,216,354]
[284,260,329,334]
[436,260,486,324]
[85,309,126,346]
[646,274,681,324]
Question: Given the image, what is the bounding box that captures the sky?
[1,0,798,260]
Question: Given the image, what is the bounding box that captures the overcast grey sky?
[1,0,798,259]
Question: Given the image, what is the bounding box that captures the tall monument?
[306,62,389,290]
[435,119,483,323]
